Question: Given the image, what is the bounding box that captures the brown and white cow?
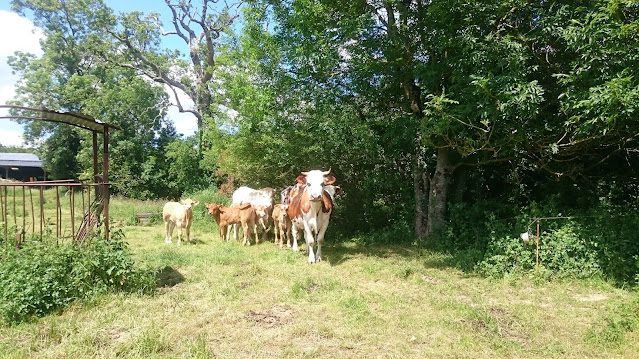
[287,169,336,263]
[163,198,199,245]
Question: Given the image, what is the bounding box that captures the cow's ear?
[324,175,336,185]
[193,201,199,207]
[296,175,306,184]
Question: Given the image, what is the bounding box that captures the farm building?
[0,152,46,181]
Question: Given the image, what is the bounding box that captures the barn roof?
[0,153,43,168]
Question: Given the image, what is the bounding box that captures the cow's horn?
[322,168,331,175]
[301,171,308,176]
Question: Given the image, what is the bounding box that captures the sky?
[0,0,198,147]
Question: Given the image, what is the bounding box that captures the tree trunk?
[426,147,456,239]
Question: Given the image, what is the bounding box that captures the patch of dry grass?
[0,216,637,358]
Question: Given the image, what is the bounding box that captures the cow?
[323,185,344,202]
[287,169,336,263]
[163,198,199,245]
[272,203,291,248]
[206,203,259,246]
[231,186,274,242]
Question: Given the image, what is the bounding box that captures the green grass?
[0,198,638,358]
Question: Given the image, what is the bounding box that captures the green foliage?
[440,196,639,283]
[586,296,639,348]
[0,232,155,324]
[164,137,208,195]
[474,215,536,278]
[540,223,602,278]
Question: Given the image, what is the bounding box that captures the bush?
[442,200,639,282]
[0,232,155,324]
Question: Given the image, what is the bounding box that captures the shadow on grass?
[156,266,185,287]
[187,238,207,245]
[324,239,465,270]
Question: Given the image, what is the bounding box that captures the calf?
[206,203,259,246]
[272,204,292,248]
[163,198,199,245]
[232,186,274,241]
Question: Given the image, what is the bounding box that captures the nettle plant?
[0,231,155,324]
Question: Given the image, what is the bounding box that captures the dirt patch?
[104,327,132,344]
[464,306,529,346]
[489,307,529,345]
[245,305,293,328]
[421,275,441,285]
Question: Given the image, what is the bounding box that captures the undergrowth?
[0,230,155,324]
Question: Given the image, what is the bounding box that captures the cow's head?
[206,203,220,215]
[181,198,199,209]
[298,168,336,201]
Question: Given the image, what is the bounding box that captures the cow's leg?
[273,221,279,246]
[316,220,330,262]
[169,222,176,244]
[303,222,316,263]
[164,221,172,244]
[177,222,183,246]
[242,222,248,246]
[286,225,291,248]
[290,224,300,252]
[260,217,269,243]
[253,222,259,245]
[220,224,227,241]
[234,223,239,242]
[186,223,191,244]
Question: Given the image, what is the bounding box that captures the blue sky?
[0,0,198,147]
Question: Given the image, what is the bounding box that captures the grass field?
[0,197,638,358]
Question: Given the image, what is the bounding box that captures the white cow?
[162,198,199,245]
[287,169,336,263]
[231,186,274,241]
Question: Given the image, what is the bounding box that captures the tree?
[9,0,178,198]
[106,0,243,155]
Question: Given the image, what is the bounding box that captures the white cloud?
[0,10,44,147]
[0,127,25,147]
[0,10,199,139]
[163,84,198,136]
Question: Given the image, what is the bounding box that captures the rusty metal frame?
[0,105,119,241]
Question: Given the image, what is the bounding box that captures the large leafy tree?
[8,0,179,198]
[240,0,639,240]
[105,0,243,155]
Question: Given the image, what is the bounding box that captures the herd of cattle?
[161,169,343,263]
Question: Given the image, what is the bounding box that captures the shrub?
[0,231,155,324]
[444,200,639,282]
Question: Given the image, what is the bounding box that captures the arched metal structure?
[0,105,120,241]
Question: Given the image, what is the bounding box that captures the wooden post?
[39,187,44,238]
[69,186,75,239]
[29,186,34,235]
[103,125,110,240]
[21,185,25,237]
[12,186,16,227]
[55,186,60,238]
